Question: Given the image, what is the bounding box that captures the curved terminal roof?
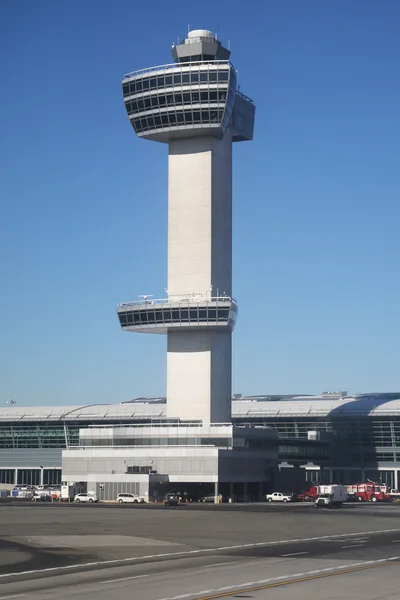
[1,393,400,422]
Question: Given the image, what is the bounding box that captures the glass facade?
[278,442,330,462]
[0,469,15,484]
[1,416,400,463]
[235,416,400,467]
[122,62,236,136]
[0,423,78,448]
[117,301,237,331]
[1,413,400,487]
[80,436,232,449]
[43,469,62,486]
[17,469,41,486]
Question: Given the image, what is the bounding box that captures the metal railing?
[117,295,237,309]
[124,60,233,80]
[67,444,230,450]
[85,422,233,429]
[236,90,254,104]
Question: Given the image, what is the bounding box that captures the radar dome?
[187,29,215,40]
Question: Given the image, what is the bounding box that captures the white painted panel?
[167,330,211,423]
[166,132,233,424]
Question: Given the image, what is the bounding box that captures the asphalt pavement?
[1,502,400,599]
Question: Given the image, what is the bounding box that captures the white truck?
[266,492,292,503]
[61,484,83,502]
[315,485,347,508]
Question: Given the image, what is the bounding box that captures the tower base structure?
[62,423,279,503]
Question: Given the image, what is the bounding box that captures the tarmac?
[1,502,400,599]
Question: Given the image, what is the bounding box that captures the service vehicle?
[11,488,34,499]
[116,493,145,504]
[297,486,319,502]
[315,485,347,508]
[74,492,99,503]
[266,492,292,503]
[164,493,180,506]
[347,483,390,502]
[166,489,192,502]
[61,484,78,502]
[32,491,51,503]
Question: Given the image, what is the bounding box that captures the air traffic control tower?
[117,30,255,425]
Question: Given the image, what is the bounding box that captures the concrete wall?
[210,331,231,423]
[62,446,276,486]
[62,447,220,483]
[80,424,234,443]
[210,131,232,296]
[85,474,155,502]
[166,133,233,425]
[167,134,232,297]
[95,480,148,502]
[167,330,231,424]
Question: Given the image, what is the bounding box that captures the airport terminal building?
[3,31,398,500]
[1,393,400,496]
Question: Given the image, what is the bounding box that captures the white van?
[116,493,145,504]
[74,492,99,503]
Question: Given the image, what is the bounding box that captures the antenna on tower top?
[228,39,231,50]
[188,24,190,35]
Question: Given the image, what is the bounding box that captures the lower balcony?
[117,296,238,334]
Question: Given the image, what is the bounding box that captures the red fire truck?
[297,486,320,502]
[347,483,390,502]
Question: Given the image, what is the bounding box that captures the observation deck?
[122,60,254,143]
[117,295,238,334]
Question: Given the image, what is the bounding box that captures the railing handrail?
[67,444,228,449]
[124,60,233,80]
[117,295,237,309]
[236,90,254,104]
[84,422,233,429]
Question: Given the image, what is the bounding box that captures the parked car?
[32,492,51,503]
[116,493,145,504]
[266,492,293,503]
[201,494,217,503]
[200,494,228,503]
[164,493,180,506]
[166,489,193,502]
[74,493,98,503]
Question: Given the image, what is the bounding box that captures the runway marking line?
[341,544,366,548]
[200,562,238,569]
[193,558,400,600]
[281,551,309,557]
[100,574,149,584]
[1,527,400,580]
[0,595,25,600]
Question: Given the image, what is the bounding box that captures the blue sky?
[1,0,399,406]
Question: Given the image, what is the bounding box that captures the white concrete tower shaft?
[118,28,255,425]
[167,133,233,424]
